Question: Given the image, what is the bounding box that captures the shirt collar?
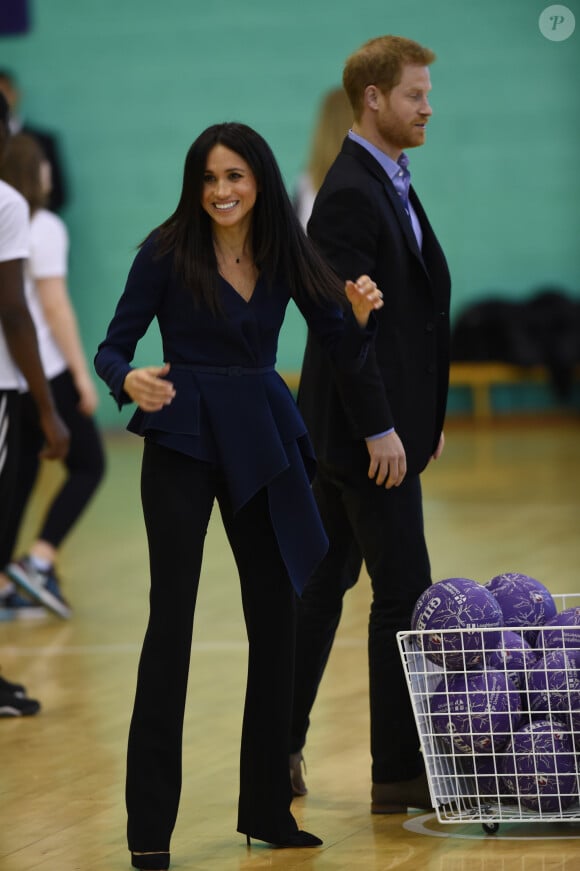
[347,129,409,182]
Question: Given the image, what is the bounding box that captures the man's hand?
[124,362,176,412]
[366,430,407,488]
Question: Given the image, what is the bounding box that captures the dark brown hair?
[0,132,47,213]
[149,122,345,314]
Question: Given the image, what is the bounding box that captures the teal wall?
[2,0,579,426]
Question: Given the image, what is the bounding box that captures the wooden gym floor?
[1,418,579,870]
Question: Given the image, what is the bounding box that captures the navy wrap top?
[95,234,375,594]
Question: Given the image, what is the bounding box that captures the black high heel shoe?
[245,831,323,848]
[130,851,170,870]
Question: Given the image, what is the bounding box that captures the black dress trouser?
[291,461,432,784]
[127,440,298,852]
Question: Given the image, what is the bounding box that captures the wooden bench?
[280,363,580,421]
[449,362,580,420]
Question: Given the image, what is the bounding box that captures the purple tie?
[394,153,411,214]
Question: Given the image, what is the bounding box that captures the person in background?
[0,69,69,212]
[293,86,352,229]
[290,35,451,813]
[0,133,104,620]
[0,92,68,710]
[95,121,383,870]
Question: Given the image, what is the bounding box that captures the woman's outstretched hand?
[123,362,176,412]
[345,275,383,327]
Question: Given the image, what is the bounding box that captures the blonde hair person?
[294,87,352,228]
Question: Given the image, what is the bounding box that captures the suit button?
[425,322,434,332]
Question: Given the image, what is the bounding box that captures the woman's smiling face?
[201,144,258,230]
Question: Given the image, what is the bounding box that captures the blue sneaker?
[6,557,72,619]
[0,590,47,621]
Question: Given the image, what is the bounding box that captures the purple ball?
[460,754,504,801]
[500,720,578,812]
[534,608,580,665]
[411,578,504,669]
[486,573,557,643]
[430,668,522,754]
[525,650,580,748]
[486,630,539,690]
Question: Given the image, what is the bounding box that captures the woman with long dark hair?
[95,122,383,871]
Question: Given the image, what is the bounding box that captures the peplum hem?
[127,368,326,594]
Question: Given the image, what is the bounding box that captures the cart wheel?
[482,823,499,835]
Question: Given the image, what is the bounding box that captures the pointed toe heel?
[277,830,322,848]
[245,830,322,848]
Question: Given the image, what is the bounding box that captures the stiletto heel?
[130,850,170,870]
[246,835,251,846]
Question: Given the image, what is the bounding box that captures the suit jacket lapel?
[342,138,426,268]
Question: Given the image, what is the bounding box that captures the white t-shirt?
[0,179,30,389]
[25,208,68,380]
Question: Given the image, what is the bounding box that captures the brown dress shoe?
[289,751,308,796]
[371,771,433,814]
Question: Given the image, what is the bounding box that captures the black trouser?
[291,461,431,784]
[127,441,298,852]
[0,370,105,561]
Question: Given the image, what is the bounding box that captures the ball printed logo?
[415,595,441,631]
[411,578,503,669]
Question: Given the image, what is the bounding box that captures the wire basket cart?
[397,593,580,833]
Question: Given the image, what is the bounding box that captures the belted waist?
[170,364,275,377]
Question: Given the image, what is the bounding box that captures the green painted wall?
[2,0,579,425]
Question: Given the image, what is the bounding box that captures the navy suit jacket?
[299,136,451,477]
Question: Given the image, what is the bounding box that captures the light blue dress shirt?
[348,130,423,249]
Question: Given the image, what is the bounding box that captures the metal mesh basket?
[397,593,580,830]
